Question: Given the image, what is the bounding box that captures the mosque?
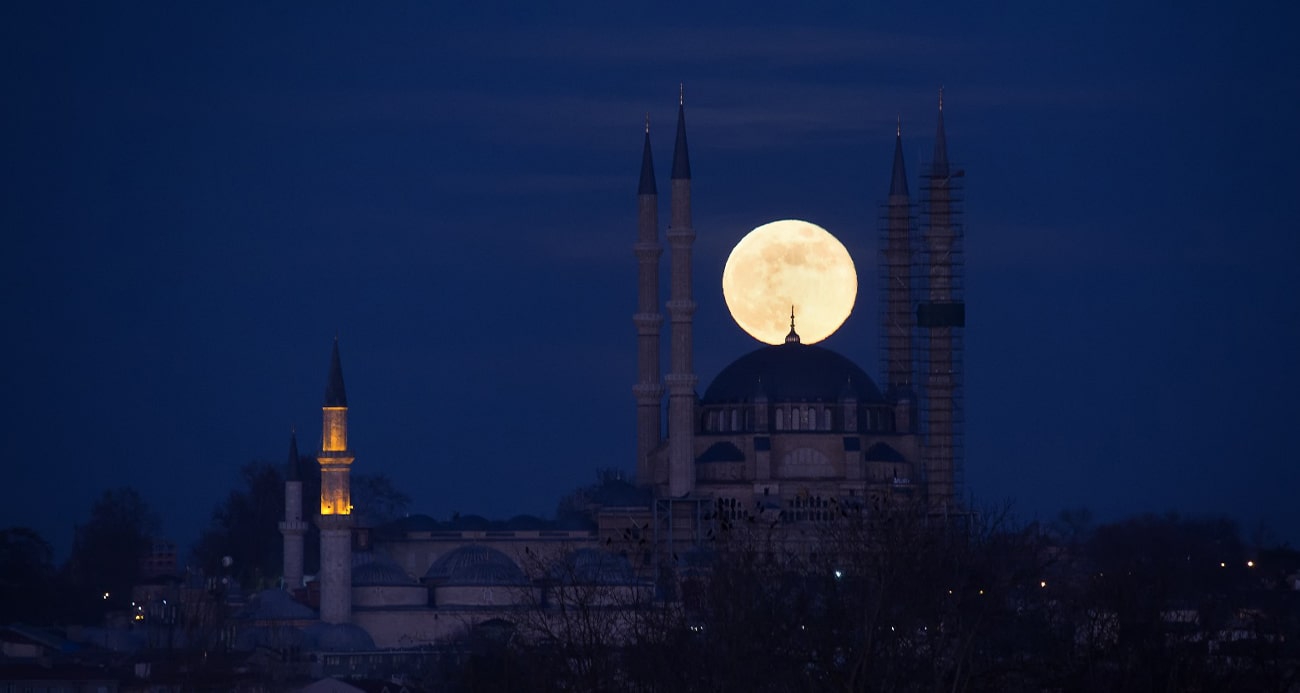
[244,91,966,653]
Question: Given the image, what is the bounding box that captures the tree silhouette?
[64,487,160,621]
[193,460,287,589]
[0,526,59,624]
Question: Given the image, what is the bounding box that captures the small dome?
[864,442,907,463]
[553,549,637,586]
[301,622,375,652]
[698,441,745,463]
[447,514,493,531]
[425,544,526,586]
[236,589,317,621]
[234,624,304,651]
[353,558,417,587]
[703,343,883,404]
[588,479,652,507]
[504,514,550,531]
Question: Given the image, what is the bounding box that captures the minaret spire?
[286,427,300,480]
[633,115,664,485]
[882,115,915,434]
[671,89,691,180]
[638,119,657,196]
[279,428,306,590]
[324,336,347,408]
[666,87,698,497]
[933,88,949,177]
[785,306,801,344]
[889,119,909,197]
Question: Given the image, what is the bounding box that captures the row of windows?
[702,407,892,433]
[784,495,835,523]
[715,497,749,522]
[714,495,839,524]
[775,407,832,431]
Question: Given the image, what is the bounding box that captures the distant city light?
[102,592,109,600]
[1039,581,1047,588]
[1247,560,1255,568]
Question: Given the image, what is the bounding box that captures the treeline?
[1,460,408,626]
[450,504,1300,693]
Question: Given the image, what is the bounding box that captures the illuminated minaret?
[919,90,965,511]
[633,116,664,486]
[278,428,306,590]
[882,119,915,431]
[317,337,354,624]
[665,87,697,497]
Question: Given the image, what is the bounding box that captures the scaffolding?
[916,160,966,510]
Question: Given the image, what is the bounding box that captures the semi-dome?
[424,544,526,586]
[703,343,883,404]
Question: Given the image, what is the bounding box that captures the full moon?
[722,219,857,345]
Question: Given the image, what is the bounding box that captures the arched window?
[821,408,832,430]
[801,407,811,429]
[791,408,800,431]
[707,411,717,432]
[731,409,740,431]
[776,409,785,430]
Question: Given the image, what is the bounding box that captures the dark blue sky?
[4,2,1298,557]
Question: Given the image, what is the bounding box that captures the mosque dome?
[353,557,418,587]
[553,548,638,586]
[235,588,318,622]
[301,622,375,652]
[424,544,527,586]
[233,624,304,651]
[703,343,883,404]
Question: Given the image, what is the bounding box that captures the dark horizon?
[4,2,1298,558]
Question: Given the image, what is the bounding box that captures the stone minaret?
[883,120,915,432]
[278,428,306,590]
[920,91,962,510]
[665,88,697,497]
[317,338,354,624]
[633,117,664,486]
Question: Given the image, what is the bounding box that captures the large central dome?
[702,343,883,404]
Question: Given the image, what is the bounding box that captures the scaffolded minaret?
[918,91,965,511]
[633,117,663,487]
[278,428,306,590]
[881,119,916,432]
[665,87,697,498]
[317,338,354,624]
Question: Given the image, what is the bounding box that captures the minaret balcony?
[279,519,308,533]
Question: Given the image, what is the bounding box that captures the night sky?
[5,2,1299,558]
